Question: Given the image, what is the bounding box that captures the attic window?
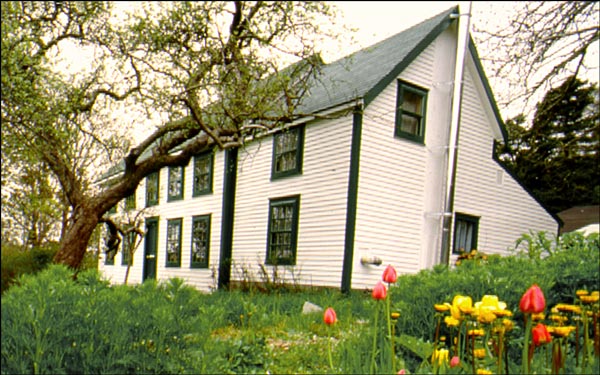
[395,80,427,143]
[271,126,304,180]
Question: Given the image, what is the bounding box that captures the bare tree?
[472,1,599,117]
[1,1,340,268]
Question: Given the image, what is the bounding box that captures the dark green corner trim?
[218,148,238,290]
[341,107,364,293]
[363,6,458,108]
[468,39,509,143]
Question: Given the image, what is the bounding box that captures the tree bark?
[53,206,101,268]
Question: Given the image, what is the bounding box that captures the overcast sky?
[329,1,599,118]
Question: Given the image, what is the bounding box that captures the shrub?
[1,242,59,294]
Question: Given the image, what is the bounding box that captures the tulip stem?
[522,314,532,374]
[327,333,334,370]
[386,284,395,373]
[370,302,380,374]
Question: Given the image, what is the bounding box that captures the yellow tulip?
[474,295,510,323]
[502,319,514,331]
[580,294,599,304]
[451,295,473,319]
[468,329,485,336]
[548,326,576,337]
[473,348,486,359]
[445,316,460,327]
[554,303,581,314]
[432,348,449,366]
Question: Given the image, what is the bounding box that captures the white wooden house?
[98,6,559,292]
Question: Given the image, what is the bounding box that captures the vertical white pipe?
[440,2,472,265]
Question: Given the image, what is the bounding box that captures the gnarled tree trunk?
[53,205,102,269]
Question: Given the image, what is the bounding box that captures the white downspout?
[440,2,472,265]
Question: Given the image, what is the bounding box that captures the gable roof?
[101,5,512,181]
[297,6,458,114]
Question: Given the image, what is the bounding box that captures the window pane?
[191,216,210,268]
[266,197,299,265]
[273,128,302,176]
[166,220,181,266]
[193,155,212,195]
[403,90,422,114]
[146,172,159,206]
[168,167,183,200]
[401,115,419,135]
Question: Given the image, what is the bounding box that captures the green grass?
[1,231,598,374]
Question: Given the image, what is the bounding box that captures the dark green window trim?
[121,229,136,266]
[271,126,304,180]
[146,172,159,207]
[193,153,214,196]
[394,80,427,143]
[266,195,300,266]
[125,192,136,211]
[191,215,211,268]
[167,166,184,201]
[453,213,479,255]
[166,218,182,267]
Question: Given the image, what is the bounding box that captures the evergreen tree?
[498,76,599,213]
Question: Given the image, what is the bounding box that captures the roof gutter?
[440,2,472,265]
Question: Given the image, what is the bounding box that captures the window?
[395,80,427,143]
[146,172,159,207]
[266,196,300,265]
[453,213,479,255]
[103,231,115,265]
[193,153,213,196]
[168,166,184,201]
[272,126,304,179]
[166,218,182,267]
[121,229,137,266]
[125,192,136,211]
[191,215,211,268]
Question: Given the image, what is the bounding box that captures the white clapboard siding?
[451,56,558,258]
[352,29,456,289]
[99,151,226,292]
[232,115,353,288]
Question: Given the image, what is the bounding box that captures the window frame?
[271,126,304,180]
[265,195,300,266]
[125,192,136,211]
[453,213,480,255]
[190,214,211,269]
[394,80,428,143]
[193,152,214,196]
[145,172,160,207]
[167,166,185,202]
[121,229,137,266]
[166,218,182,267]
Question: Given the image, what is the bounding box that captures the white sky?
[328,1,599,118]
[60,1,598,125]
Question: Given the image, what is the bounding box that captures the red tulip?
[532,323,552,346]
[372,281,387,300]
[520,284,546,314]
[382,264,397,283]
[450,356,460,368]
[323,307,337,326]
